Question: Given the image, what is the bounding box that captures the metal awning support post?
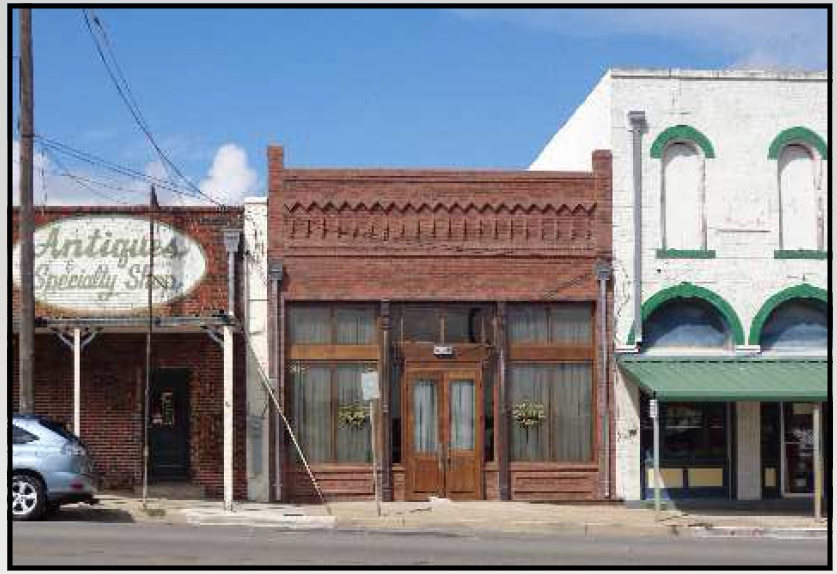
[650,397,661,520]
[813,402,822,521]
[222,228,242,513]
[53,328,99,437]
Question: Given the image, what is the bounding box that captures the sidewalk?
[88,493,827,539]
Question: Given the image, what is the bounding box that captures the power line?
[36,146,134,205]
[81,9,225,208]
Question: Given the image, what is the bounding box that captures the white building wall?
[532,69,828,501]
[243,196,272,502]
[736,402,762,500]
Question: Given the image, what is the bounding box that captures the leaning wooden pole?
[142,185,156,510]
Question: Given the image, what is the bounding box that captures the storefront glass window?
[640,400,728,462]
[288,304,377,345]
[508,304,592,345]
[289,361,374,463]
[509,363,592,462]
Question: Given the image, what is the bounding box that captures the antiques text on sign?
[12,215,207,313]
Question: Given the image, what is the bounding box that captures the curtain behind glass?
[550,305,592,345]
[508,306,549,344]
[510,363,592,462]
[336,307,377,345]
[291,364,332,463]
[289,307,331,344]
[449,380,475,450]
[335,364,372,462]
[552,363,592,461]
[413,381,438,453]
[509,365,551,460]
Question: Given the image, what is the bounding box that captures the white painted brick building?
[532,69,828,502]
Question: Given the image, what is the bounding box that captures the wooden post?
[223,325,234,512]
[496,302,510,501]
[813,402,822,521]
[370,397,381,516]
[73,328,81,437]
[18,8,35,415]
[379,301,393,501]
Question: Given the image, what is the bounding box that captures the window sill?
[773,249,828,260]
[656,249,716,259]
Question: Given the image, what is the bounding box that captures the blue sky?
[10,7,828,206]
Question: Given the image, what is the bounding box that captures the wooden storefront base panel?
[510,466,599,500]
[688,468,724,488]
[288,345,379,361]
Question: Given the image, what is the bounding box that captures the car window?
[36,418,80,443]
[12,424,38,445]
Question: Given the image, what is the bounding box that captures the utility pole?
[19,8,35,414]
[142,185,158,510]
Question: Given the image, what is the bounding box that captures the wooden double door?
[404,368,483,501]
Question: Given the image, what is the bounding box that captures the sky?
[10,7,829,206]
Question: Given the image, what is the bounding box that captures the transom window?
[761,299,827,353]
[288,304,377,345]
[507,303,592,345]
[393,304,491,344]
[643,298,733,352]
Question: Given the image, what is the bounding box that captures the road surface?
[12,518,828,567]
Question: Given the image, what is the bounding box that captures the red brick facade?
[267,145,615,502]
[11,207,248,499]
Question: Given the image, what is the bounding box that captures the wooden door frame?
[403,363,484,500]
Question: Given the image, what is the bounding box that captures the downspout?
[595,259,612,499]
[627,111,647,344]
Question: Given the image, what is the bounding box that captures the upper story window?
[662,143,704,250]
[761,299,827,354]
[643,298,733,353]
[778,145,821,250]
[769,126,828,253]
[650,125,715,254]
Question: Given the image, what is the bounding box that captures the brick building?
[243,146,616,502]
[11,207,247,502]
[532,69,828,505]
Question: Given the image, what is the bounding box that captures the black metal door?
[149,369,191,480]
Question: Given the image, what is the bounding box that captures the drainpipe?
[627,111,647,344]
[595,259,612,499]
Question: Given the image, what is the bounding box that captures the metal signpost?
[650,398,661,520]
[361,371,381,517]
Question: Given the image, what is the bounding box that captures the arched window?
[778,145,820,250]
[761,299,827,354]
[643,298,733,353]
[662,143,704,250]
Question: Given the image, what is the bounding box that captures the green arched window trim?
[768,127,828,160]
[650,125,716,159]
[627,282,744,346]
[748,284,828,345]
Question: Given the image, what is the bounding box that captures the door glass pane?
[412,380,438,453]
[449,380,475,450]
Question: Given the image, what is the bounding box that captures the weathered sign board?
[12,215,207,313]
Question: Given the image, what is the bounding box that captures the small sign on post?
[649,398,659,419]
[361,371,381,516]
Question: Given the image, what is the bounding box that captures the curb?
[178,509,337,530]
[691,526,827,540]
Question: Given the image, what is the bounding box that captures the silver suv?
[12,415,98,521]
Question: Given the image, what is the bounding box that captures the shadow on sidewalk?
[48,505,135,523]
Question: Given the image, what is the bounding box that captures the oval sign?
[12,215,208,314]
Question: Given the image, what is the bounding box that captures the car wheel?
[12,474,46,521]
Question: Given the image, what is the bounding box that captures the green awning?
[617,356,828,402]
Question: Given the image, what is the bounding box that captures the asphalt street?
[11,519,829,567]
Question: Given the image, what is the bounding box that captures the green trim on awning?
[617,356,827,402]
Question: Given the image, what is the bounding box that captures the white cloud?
[11,141,260,207]
[450,8,827,71]
[199,143,258,204]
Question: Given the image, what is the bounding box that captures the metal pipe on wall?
[595,260,612,498]
[627,111,647,345]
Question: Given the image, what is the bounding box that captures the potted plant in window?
[512,401,546,428]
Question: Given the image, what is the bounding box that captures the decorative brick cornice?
[284,199,597,215]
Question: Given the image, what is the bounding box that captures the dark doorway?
[149,368,191,481]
